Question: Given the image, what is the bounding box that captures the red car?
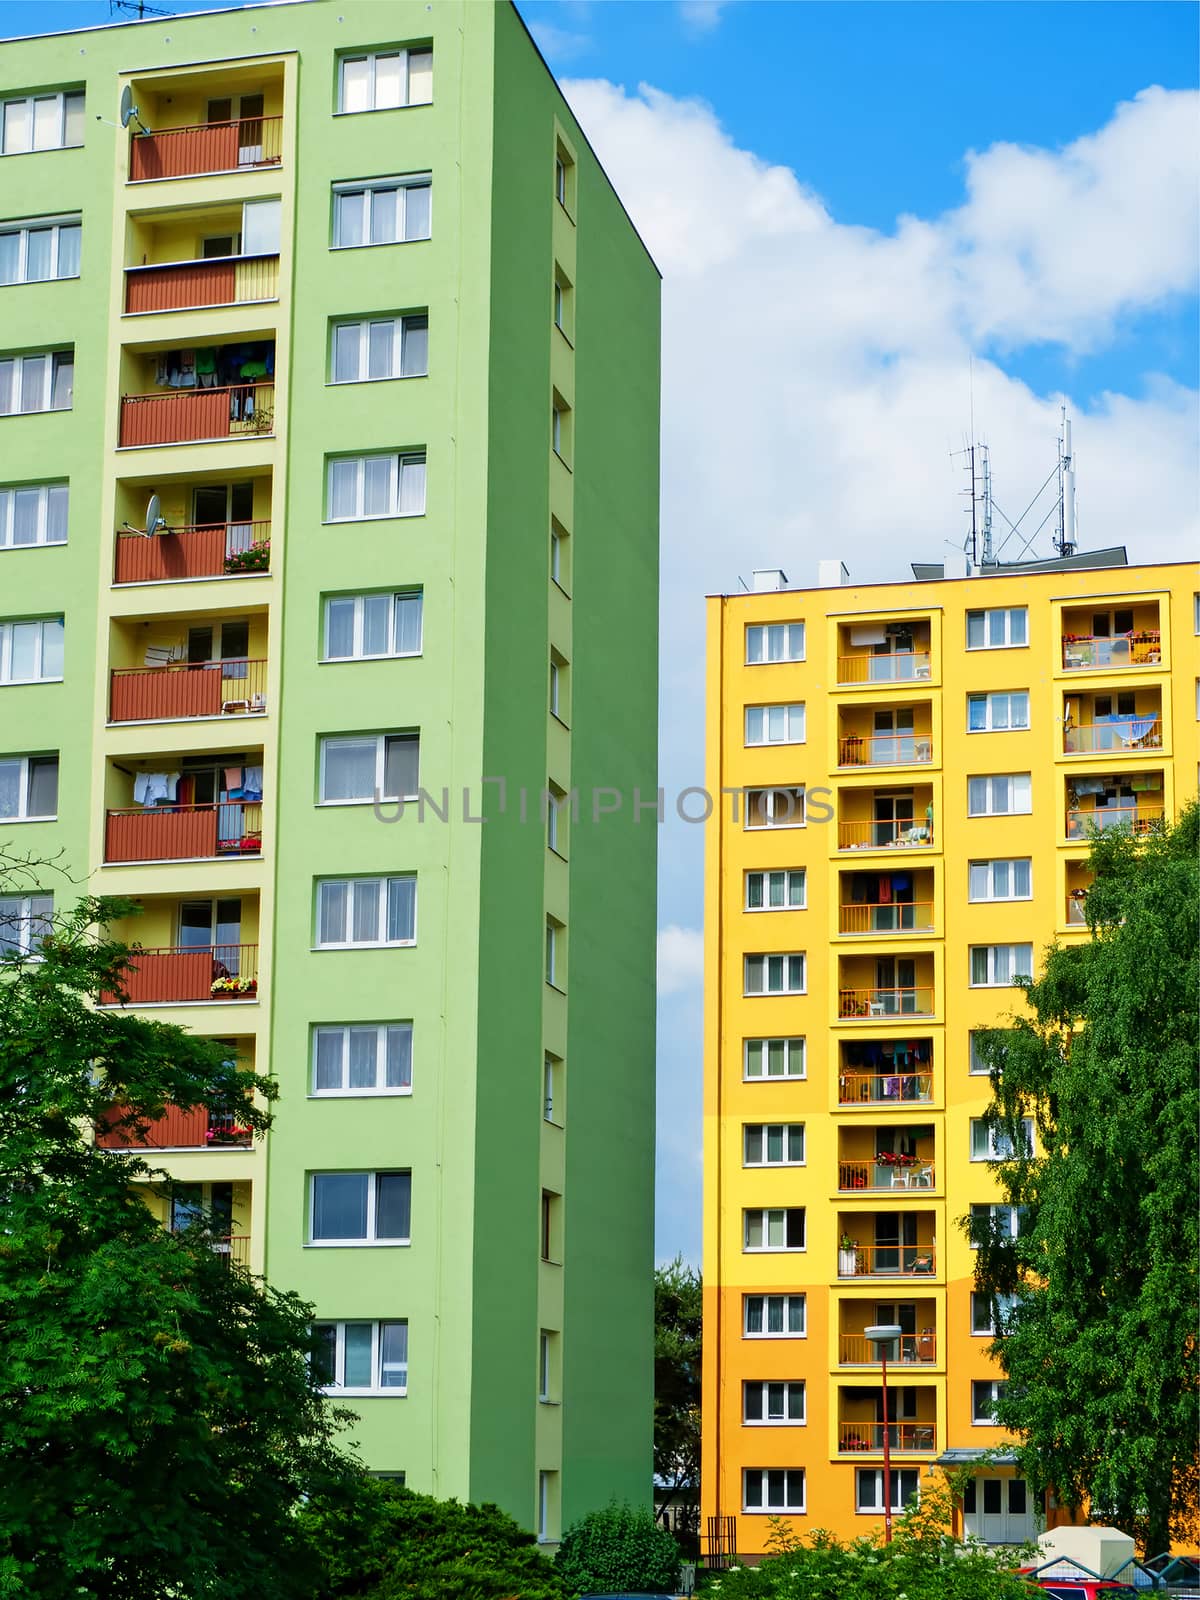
[1020,1576,1138,1599]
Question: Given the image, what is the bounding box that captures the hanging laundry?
[1072,777,1106,796]
[133,771,180,806]
[241,765,263,803]
[223,765,244,793]
[1129,774,1161,792]
[195,347,217,388]
[878,878,892,904]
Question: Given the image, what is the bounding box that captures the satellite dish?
[144,494,168,538]
[119,85,150,134]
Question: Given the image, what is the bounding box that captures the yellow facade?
[702,558,1199,1553]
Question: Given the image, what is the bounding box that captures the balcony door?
[188,764,245,846]
[171,1179,233,1238]
[869,628,915,682]
[207,93,264,164]
[875,957,916,1013]
[872,791,913,847]
[187,620,249,682]
[180,897,242,974]
[874,1212,917,1273]
[872,708,914,764]
[193,482,254,557]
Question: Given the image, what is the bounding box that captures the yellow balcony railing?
[837,652,931,685]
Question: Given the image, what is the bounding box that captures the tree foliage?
[556,1501,680,1596]
[654,1255,702,1535]
[970,803,1200,1554]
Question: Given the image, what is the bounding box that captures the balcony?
[839,1303,937,1367]
[109,659,267,723]
[838,1124,935,1192]
[839,987,934,1020]
[838,1420,936,1454]
[130,115,283,182]
[1061,601,1162,672]
[97,1102,253,1151]
[119,383,275,448]
[837,784,935,853]
[105,801,263,864]
[101,943,259,1006]
[837,707,934,770]
[836,1241,937,1279]
[839,1070,932,1106]
[1063,689,1162,757]
[839,870,935,937]
[125,254,279,315]
[837,620,933,686]
[115,520,270,584]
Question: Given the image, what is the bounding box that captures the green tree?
[0,880,354,1598]
[969,803,1200,1555]
[654,1255,702,1539]
[555,1501,680,1596]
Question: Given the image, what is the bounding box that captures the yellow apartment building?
[702,550,1199,1556]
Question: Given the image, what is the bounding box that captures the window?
[967,774,1032,816]
[312,1320,408,1393]
[0,216,81,284]
[538,1329,557,1401]
[969,944,1033,986]
[970,1118,1033,1161]
[549,650,568,721]
[743,1468,805,1512]
[545,918,564,988]
[0,349,73,414]
[315,876,416,948]
[1091,691,1136,720]
[744,1037,805,1080]
[323,592,422,660]
[310,1170,411,1244]
[745,703,805,746]
[332,176,431,247]
[546,783,569,856]
[319,733,419,803]
[540,1190,560,1262]
[0,482,67,547]
[553,266,573,339]
[971,1291,1018,1336]
[743,1380,805,1424]
[2,90,84,155]
[338,47,432,112]
[326,453,426,520]
[331,314,428,383]
[743,1208,805,1252]
[968,1031,992,1075]
[971,1379,1008,1423]
[746,621,805,664]
[543,1052,562,1123]
[968,860,1032,902]
[857,1468,920,1513]
[312,1023,412,1095]
[966,607,1027,649]
[551,392,571,462]
[744,787,805,829]
[0,754,57,820]
[744,953,805,995]
[743,1124,805,1166]
[743,1293,806,1337]
[0,891,52,956]
[554,141,575,214]
[0,617,63,683]
[537,1469,557,1543]
[745,869,805,910]
[967,692,1029,732]
[969,1203,1026,1245]
[549,518,569,591]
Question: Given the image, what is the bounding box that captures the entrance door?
[962,1476,1035,1544]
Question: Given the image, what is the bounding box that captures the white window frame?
[966,607,1028,650]
[1,90,84,155]
[329,314,428,383]
[543,1052,562,1124]
[744,702,806,746]
[545,918,564,989]
[538,1329,556,1402]
[0,753,57,821]
[332,175,432,248]
[314,875,417,949]
[968,1031,992,1075]
[969,1203,1025,1246]
[311,1022,413,1097]
[967,774,1032,817]
[743,1293,806,1338]
[0,350,73,415]
[0,890,52,956]
[743,1379,806,1426]
[968,860,1032,902]
[0,482,67,548]
[743,1123,805,1167]
[744,953,806,996]
[309,1170,411,1245]
[743,1207,805,1253]
[856,1468,920,1513]
[972,1379,1008,1423]
[744,787,806,830]
[322,593,423,662]
[318,733,419,805]
[746,621,805,664]
[0,215,81,284]
[969,944,1033,987]
[325,452,426,522]
[743,1036,806,1080]
[744,868,806,911]
[970,1118,1033,1162]
[312,1319,408,1395]
[967,691,1030,732]
[971,1291,1018,1336]
[742,1468,805,1513]
[337,47,433,113]
[0,617,63,684]
[550,520,568,591]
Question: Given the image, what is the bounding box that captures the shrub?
[556,1501,680,1596]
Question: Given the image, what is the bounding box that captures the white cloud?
[657,925,704,996]
[679,0,727,31]
[527,19,592,65]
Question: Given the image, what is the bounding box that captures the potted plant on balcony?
[223,539,269,576]
[210,975,257,999]
[839,1234,860,1276]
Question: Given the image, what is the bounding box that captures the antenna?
[118,84,152,136]
[1056,404,1077,557]
[122,494,170,539]
[110,0,172,19]
[979,443,993,565]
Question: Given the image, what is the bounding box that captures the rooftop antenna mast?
[110,0,172,17]
[1055,404,1077,557]
[979,442,993,565]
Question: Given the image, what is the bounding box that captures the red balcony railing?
[124,254,280,315]
[100,944,259,1006]
[839,901,934,935]
[1064,718,1161,755]
[840,1331,937,1365]
[837,652,932,685]
[129,115,283,181]
[1062,631,1161,670]
[115,520,270,584]
[839,733,934,767]
[104,802,263,863]
[839,1070,932,1106]
[839,1421,937,1453]
[836,1242,937,1278]
[97,1103,253,1150]
[1065,804,1163,840]
[838,1158,936,1192]
[119,383,275,448]
[839,987,934,1019]
[109,659,267,722]
[838,818,933,850]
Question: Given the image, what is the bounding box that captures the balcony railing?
[839,1070,932,1106]
[97,1103,253,1150]
[125,254,280,315]
[104,802,263,863]
[129,115,283,181]
[1062,631,1161,670]
[1064,718,1161,755]
[840,1332,936,1365]
[1066,893,1089,925]
[115,520,270,584]
[839,902,934,935]
[838,1421,936,1453]
[839,733,933,767]
[837,652,931,685]
[214,1234,252,1268]
[838,818,933,850]
[838,1159,936,1192]
[109,658,267,722]
[839,987,934,1019]
[1066,804,1163,840]
[837,1243,937,1278]
[100,943,259,1006]
[119,383,275,448]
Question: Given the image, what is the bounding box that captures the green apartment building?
[0,0,660,1537]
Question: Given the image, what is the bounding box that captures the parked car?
[1019,1576,1139,1599]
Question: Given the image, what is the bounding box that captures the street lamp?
[864,1323,903,1544]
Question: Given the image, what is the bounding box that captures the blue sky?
[3,1,1197,1265]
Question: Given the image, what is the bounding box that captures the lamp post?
[864,1323,903,1543]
